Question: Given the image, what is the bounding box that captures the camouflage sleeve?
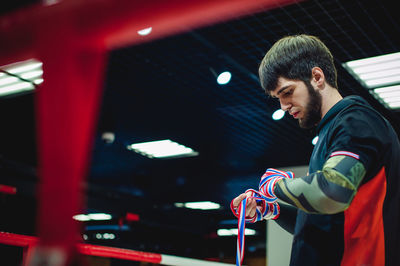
[274,155,366,214]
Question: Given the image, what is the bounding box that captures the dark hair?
[258,34,338,94]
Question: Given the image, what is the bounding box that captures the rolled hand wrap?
[259,168,294,202]
[230,168,294,266]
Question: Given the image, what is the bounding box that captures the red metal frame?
[0,185,17,195]
[0,232,162,263]
[0,0,299,264]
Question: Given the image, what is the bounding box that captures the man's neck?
[320,86,343,118]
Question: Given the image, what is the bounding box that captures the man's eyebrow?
[274,85,291,97]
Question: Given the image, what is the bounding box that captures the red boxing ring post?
[0,0,298,265]
[0,232,237,266]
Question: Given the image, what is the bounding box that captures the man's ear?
[311,67,325,88]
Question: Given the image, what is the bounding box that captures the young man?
[232,35,400,265]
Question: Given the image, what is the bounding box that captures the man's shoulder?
[336,96,385,123]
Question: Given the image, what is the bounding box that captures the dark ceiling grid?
[347,3,388,52]
[216,104,291,164]
[171,31,297,164]
[314,1,368,57]
[336,2,385,57]
[295,2,357,59]
[216,106,269,154]
[193,4,319,141]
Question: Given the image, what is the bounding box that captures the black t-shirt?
[289,96,400,266]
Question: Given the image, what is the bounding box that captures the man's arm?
[274,155,366,214]
[272,202,297,234]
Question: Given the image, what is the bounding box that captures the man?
[232,35,400,265]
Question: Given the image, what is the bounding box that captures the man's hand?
[232,192,258,218]
[230,168,294,222]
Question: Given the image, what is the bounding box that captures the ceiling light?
[387,102,400,109]
[7,61,43,74]
[73,213,112,221]
[371,85,400,109]
[0,59,43,97]
[87,213,112,220]
[127,139,198,159]
[0,76,19,86]
[102,233,115,239]
[343,52,400,88]
[217,71,232,85]
[343,52,400,109]
[174,201,221,210]
[217,229,232,236]
[217,228,256,236]
[73,214,91,221]
[34,78,44,85]
[137,27,152,36]
[0,82,35,96]
[272,109,285,120]
[20,70,43,80]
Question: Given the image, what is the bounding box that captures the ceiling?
[1,0,399,264]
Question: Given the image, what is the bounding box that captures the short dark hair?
[258,34,338,94]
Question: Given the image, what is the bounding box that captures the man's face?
[270,77,322,129]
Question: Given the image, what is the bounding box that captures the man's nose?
[280,100,291,112]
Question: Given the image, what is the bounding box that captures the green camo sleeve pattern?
[274,156,366,214]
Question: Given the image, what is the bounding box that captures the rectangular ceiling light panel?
[217,228,256,236]
[343,52,400,110]
[127,139,198,159]
[0,59,43,97]
[371,85,400,109]
[174,201,221,210]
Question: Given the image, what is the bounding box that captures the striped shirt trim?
[330,151,360,160]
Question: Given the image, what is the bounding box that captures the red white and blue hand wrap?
[230,168,294,266]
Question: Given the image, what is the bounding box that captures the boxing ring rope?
[0,232,236,266]
[0,0,299,264]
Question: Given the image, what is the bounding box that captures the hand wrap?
[230,168,294,266]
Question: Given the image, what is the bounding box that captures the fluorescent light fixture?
[20,70,43,80]
[217,229,233,236]
[387,102,400,109]
[174,201,221,210]
[0,76,19,86]
[127,139,198,159]
[8,61,43,74]
[372,85,400,109]
[88,213,112,220]
[272,109,285,120]
[73,214,91,221]
[217,228,256,236]
[217,71,232,85]
[312,136,319,145]
[73,213,112,221]
[0,82,35,96]
[343,52,400,110]
[343,52,400,88]
[137,27,152,36]
[0,59,43,97]
[34,78,44,85]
